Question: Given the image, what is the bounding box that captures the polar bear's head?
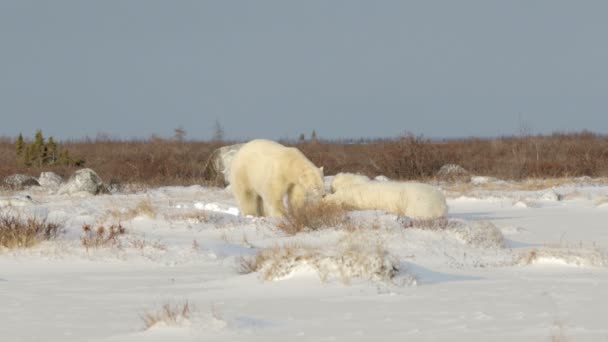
[298,166,326,202]
[330,173,370,193]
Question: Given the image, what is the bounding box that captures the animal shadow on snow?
[503,239,539,249]
[449,211,515,222]
[404,262,483,285]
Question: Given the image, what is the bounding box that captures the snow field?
[1,177,608,341]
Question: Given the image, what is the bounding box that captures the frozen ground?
[1,177,608,342]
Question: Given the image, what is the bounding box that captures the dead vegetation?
[277,201,352,235]
[141,301,193,329]
[0,212,63,249]
[518,244,606,267]
[80,223,127,250]
[105,199,157,221]
[2,131,608,187]
[238,242,401,284]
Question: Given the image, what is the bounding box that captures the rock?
[436,164,471,183]
[58,168,109,195]
[38,172,63,188]
[3,174,40,189]
[202,143,244,187]
[374,175,390,182]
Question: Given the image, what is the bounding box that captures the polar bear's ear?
[319,166,324,175]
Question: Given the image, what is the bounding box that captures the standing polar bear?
[229,139,325,218]
[326,173,448,219]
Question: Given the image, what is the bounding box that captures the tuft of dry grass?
[130,199,157,218]
[0,212,62,249]
[595,196,608,207]
[105,199,157,221]
[277,201,351,235]
[164,210,209,223]
[518,244,606,267]
[238,242,400,284]
[80,223,126,250]
[141,301,193,330]
[403,217,450,230]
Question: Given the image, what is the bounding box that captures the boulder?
[436,164,471,183]
[202,143,244,187]
[3,174,40,189]
[374,175,390,182]
[38,172,63,188]
[58,168,109,195]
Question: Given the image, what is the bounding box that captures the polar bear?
[229,139,325,218]
[325,173,447,219]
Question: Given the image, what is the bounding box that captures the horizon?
[2,128,605,145]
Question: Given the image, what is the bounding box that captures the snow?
[2,178,608,341]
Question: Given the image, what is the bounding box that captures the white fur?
[326,172,448,219]
[229,139,325,218]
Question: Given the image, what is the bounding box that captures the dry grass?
[129,199,157,218]
[0,212,62,249]
[239,242,400,283]
[2,132,608,187]
[80,223,127,250]
[595,196,608,207]
[446,220,506,249]
[444,177,608,196]
[164,211,209,223]
[141,301,193,330]
[105,199,157,221]
[518,244,606,267]
[403,217,450,230]
[277,201,351,235]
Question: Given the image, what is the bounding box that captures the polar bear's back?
[229,139,322,193]
[327,173,447,219]
[230,139,285,188]
[331,172,370,192]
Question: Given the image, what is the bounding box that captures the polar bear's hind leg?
[234,188,259,216]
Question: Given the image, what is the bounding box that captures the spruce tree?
[311,130,318,143]
[15,133,24,156]
[32,130,45,166]
[46,137,58,165]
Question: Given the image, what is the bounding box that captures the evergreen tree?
[15,133,24,156]
[23,144,33,166]
[46,137,58,164]
[15,130,82,167]
[311,130,318,143]
[32,129,45,166]
[59,149,71,166]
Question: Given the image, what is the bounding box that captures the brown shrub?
[276,201,351,235]
[141,301,193,329]
[81,223,126,250]
[0,213,63,249]
[1,131,608,186]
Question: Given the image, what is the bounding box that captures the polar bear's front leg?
[262,193,287,218]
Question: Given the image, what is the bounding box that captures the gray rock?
[38,172,63,188]
[58,168,109,195]
[3,174,40,189]
[374,175,390,182]
[202,143,244,187]
[436,164,472,183]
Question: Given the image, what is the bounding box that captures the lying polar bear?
[325,173,448,219]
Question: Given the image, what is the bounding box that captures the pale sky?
[1,1,607,140]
